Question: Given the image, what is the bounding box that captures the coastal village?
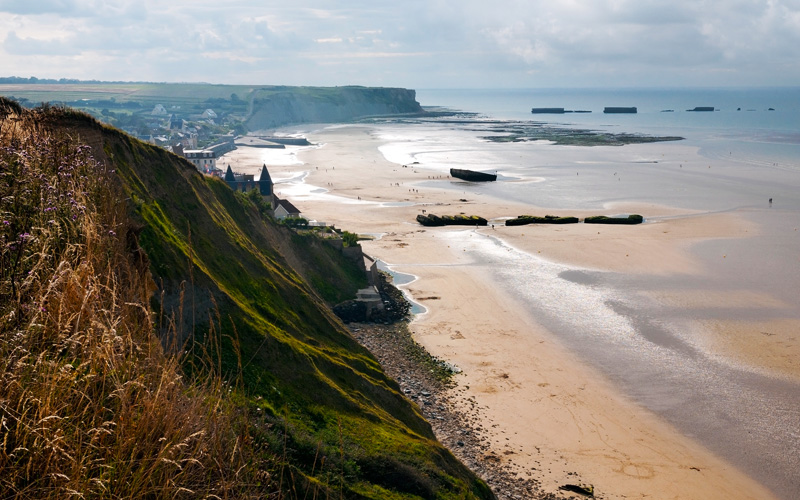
[163,110,309,223]
[207,140,395,323]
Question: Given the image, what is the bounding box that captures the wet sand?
[218,123,799,499]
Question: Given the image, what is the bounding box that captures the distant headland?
[0,78,424,148]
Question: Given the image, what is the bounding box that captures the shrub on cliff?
[281,215,309,228]
[339,229,360,247]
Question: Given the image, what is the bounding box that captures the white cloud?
[4,31,78,55]
[0,0,797,87]
[0,0,78,15]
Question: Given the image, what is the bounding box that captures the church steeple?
[257,164,272,183]
[257,163,273,196]
[224,164,235,182]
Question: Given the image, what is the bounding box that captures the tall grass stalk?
[0,102,273,499]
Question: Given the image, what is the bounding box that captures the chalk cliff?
[245,86,423,130]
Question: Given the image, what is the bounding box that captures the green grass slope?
[26,102,492,499]
[1,99,268,499]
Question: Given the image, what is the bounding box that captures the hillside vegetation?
[0,82,424,143]
[0,98,492,499]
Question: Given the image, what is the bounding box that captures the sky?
[1,0,799,89]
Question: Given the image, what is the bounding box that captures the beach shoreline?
[217,121,798,499]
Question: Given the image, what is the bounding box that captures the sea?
[275,88,800,499]
[416,87,800,158]
[416,88,800,183]
[375,87,800,499]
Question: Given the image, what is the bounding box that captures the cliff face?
[245,86,423,131]
[1,100,491,500]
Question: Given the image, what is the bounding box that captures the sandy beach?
[218,123,799,499]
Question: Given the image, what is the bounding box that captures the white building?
[273,197,302,220]
[183,149,216,171]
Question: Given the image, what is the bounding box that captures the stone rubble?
[350,322,571,500]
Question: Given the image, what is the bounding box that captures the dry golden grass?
[1,101,273,499]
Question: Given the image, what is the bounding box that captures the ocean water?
[275,90,799,497]
[368,87,800,217]
[417,87,800,170]
[362,88,800,499]
[416,87,800,136]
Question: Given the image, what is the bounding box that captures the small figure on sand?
[769,198,773,206]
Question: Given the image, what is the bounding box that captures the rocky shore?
[350,321,579,500]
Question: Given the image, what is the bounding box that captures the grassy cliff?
[0,99,492,499]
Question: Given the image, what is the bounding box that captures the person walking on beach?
[769,198,773,206]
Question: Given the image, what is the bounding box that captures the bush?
[340,230,359,247]
[245,187,272,216]
[282,216,309,228]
